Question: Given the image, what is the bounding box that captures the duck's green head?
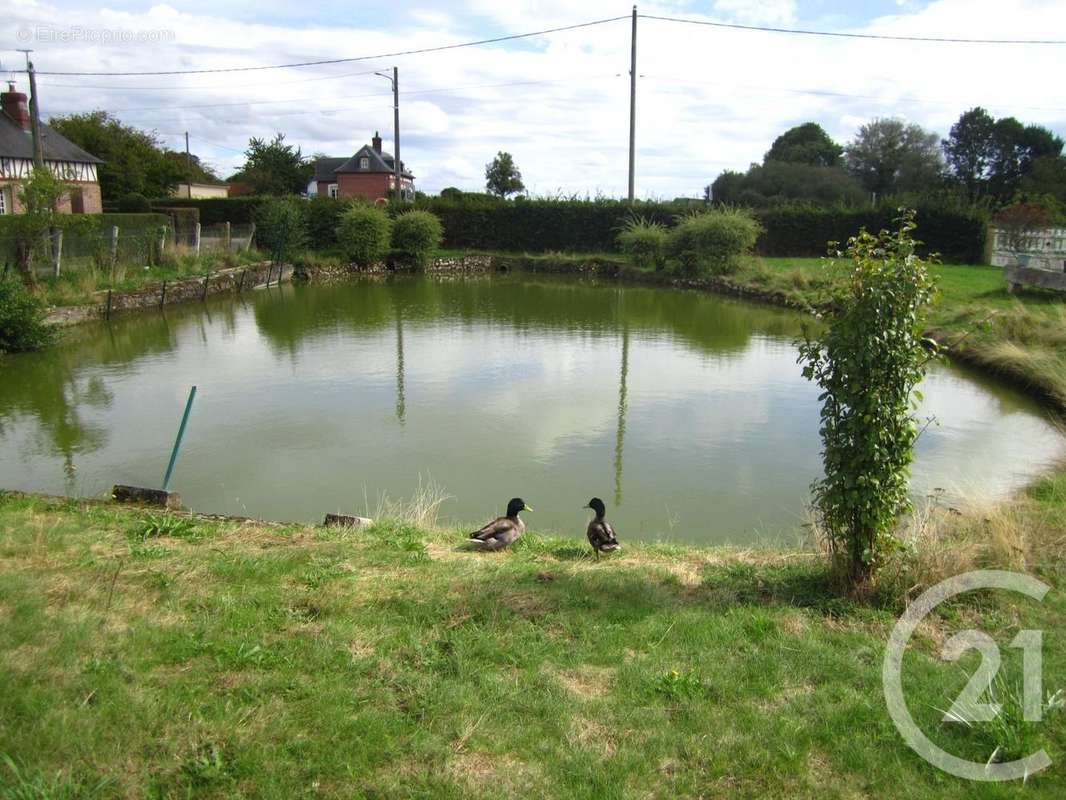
[507,498,532,517]
[585,497,606,518]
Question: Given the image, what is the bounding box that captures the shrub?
[798,211,939,586]
[666,208,762,276]
[336,205,392,266]
[391,210,443,267]
[617,216,667,270]
[304,196,351,248]
[253,198,307,264]
[118,192,151,213]
[0,275,54,353]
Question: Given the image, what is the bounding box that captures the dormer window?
[359,157,369,170]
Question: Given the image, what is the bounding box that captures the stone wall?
[45,261,291,326]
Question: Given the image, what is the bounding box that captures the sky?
[4,0,1065,198]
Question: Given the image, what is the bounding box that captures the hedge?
[412,198,988,264]
[151,197,267,225]
[143,196,990,264]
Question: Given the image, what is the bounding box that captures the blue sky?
[5,0,1065,196]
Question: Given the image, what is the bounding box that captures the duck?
[469,498,532,551]
[584,497,621,558]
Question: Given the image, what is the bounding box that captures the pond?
[1,273,1062,545]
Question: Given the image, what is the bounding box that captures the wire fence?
[0,222,256,279]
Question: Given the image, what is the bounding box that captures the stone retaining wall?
[45,261,291,327]
[297,254,494,282]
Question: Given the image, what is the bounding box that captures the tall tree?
[48,111,184,201]
[845,118,943,196]
[942,107,997,200]
[485,152,525,197]
[765,122,844,168]
[986,119,1064,204]
[232,133,311,196]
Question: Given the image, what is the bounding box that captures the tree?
[765,122,843,168]
[1019,155,1066,205]
[845,118,943,197]
[163,151,223,186]
[944,108,1064,204]
[943,107,996,200]
[986,119,1064,204]
[11,169,66,284]
[798,212,938,585]
[48,111,184,201]
[233,133,311,196]
[485,152,525,197]
[710,161,865,207]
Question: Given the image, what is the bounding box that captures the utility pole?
[18,50,44,167]
[627,6,637,203]
[185,131,192,198]
[392,66,402,202]
[375,68,404,202]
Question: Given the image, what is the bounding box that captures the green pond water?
[1,273,1062,545]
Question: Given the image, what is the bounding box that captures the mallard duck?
[469,498,532,550]
[584,497,620,557]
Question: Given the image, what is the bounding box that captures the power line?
[639,13,1066,45]
[47,75,618,115]
[36,67,387,91]
[27,16,629,76]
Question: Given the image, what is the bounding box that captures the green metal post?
[162,386,197,491]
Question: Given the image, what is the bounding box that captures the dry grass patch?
[447,751,540,795]
[569,717,617,758]
[551,665,616,699]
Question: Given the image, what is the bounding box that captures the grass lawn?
[737,257,1066,410]
[1,490,1064,799]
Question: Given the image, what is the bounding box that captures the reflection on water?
[0,273,1061,545]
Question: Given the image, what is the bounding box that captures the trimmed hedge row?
[145,196,990,264]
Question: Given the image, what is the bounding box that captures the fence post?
[109,226,119,277]
[224,221,231,252]
[105,289,113,320]
[159,226,167,257]
[193,222,201,256]
[160,280,167,308]
[52,229,63,278]
[247,222,256,252]
[201,274,210,301]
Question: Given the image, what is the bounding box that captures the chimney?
[1,83,30,131]
[372,131,382,153]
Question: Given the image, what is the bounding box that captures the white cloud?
[712,0,798,26]
[9,0,1065,196]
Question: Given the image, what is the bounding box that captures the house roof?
[333,144,413,178]
[0,112,103,164]
[312,157,348,182]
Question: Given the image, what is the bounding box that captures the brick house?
[0,83,103,215]
[308,132,414,202]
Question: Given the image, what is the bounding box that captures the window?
[328,183,338,199]
[70,187,84,214]
[359,157,369,170]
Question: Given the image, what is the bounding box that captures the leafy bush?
[0,275,54,353]
[117,192,151,213]
[799,211,938,585]
[666,208,762,276]
[336,205,392,266]
[254,198,307,264]
[391,210,443,267]
[304,196,351,248]
[617,216,667,270]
